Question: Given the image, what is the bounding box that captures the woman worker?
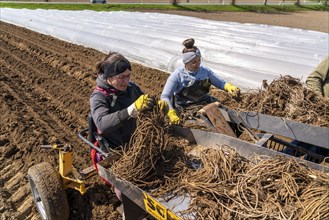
[159,38,240,124]
[90,52,154,163]
[90,51,155,151]
[89,52,155,201]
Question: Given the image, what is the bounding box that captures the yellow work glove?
[224,82,240,97]
[158,100,169,114]
[167,110,181,125]
[134,94,155,112]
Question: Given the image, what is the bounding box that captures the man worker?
[306,56,329,98]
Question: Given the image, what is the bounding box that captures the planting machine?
[27,102,329,220]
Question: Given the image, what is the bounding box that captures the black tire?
[28,162,69,220]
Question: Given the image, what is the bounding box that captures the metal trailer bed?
[92,126,329,220]
[197,103,329,163]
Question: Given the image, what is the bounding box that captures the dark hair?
[182,38,198,54]
[95,52,131,79]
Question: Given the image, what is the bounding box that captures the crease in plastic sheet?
[1,8,328,90]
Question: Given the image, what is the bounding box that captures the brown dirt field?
[0,10,328,220]
[149,10,329,33]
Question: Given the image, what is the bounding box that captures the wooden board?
[199,102,236,137]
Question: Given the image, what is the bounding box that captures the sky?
[1,8,328,90]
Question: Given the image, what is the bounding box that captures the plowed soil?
[0,10,328,220]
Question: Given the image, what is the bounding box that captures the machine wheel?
[27,162,69,220]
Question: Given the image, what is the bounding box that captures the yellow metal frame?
[47,145,87,195]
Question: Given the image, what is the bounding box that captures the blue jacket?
[161,65,226,109]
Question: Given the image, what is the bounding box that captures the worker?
[90,52,155,152]
[283,56,329,160]
[306,56,329,98]
[89,52,155,200]
[159,38,240,124]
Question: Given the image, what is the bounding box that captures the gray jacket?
[90,75,143,148]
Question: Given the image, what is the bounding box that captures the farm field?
[0,10,328,219]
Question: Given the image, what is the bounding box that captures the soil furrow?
[1,21,102,73]
[1,29,95,91]
[0,65,85,151]
[0,44,90,130]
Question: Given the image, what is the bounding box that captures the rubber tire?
[28,162,70,220]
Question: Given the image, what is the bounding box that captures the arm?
[206,67,226,90]
[159,71,181,124]
[160,70,180,110]
[90,92,130,135]
[306,57,329,97]
[206,66,240,96]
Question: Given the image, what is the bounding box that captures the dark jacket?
[90,75,143,148]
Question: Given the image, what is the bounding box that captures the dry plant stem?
[236,76,329,127]
[111,105,188,191]
[110,100,328,219]
[300,182,329,220]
